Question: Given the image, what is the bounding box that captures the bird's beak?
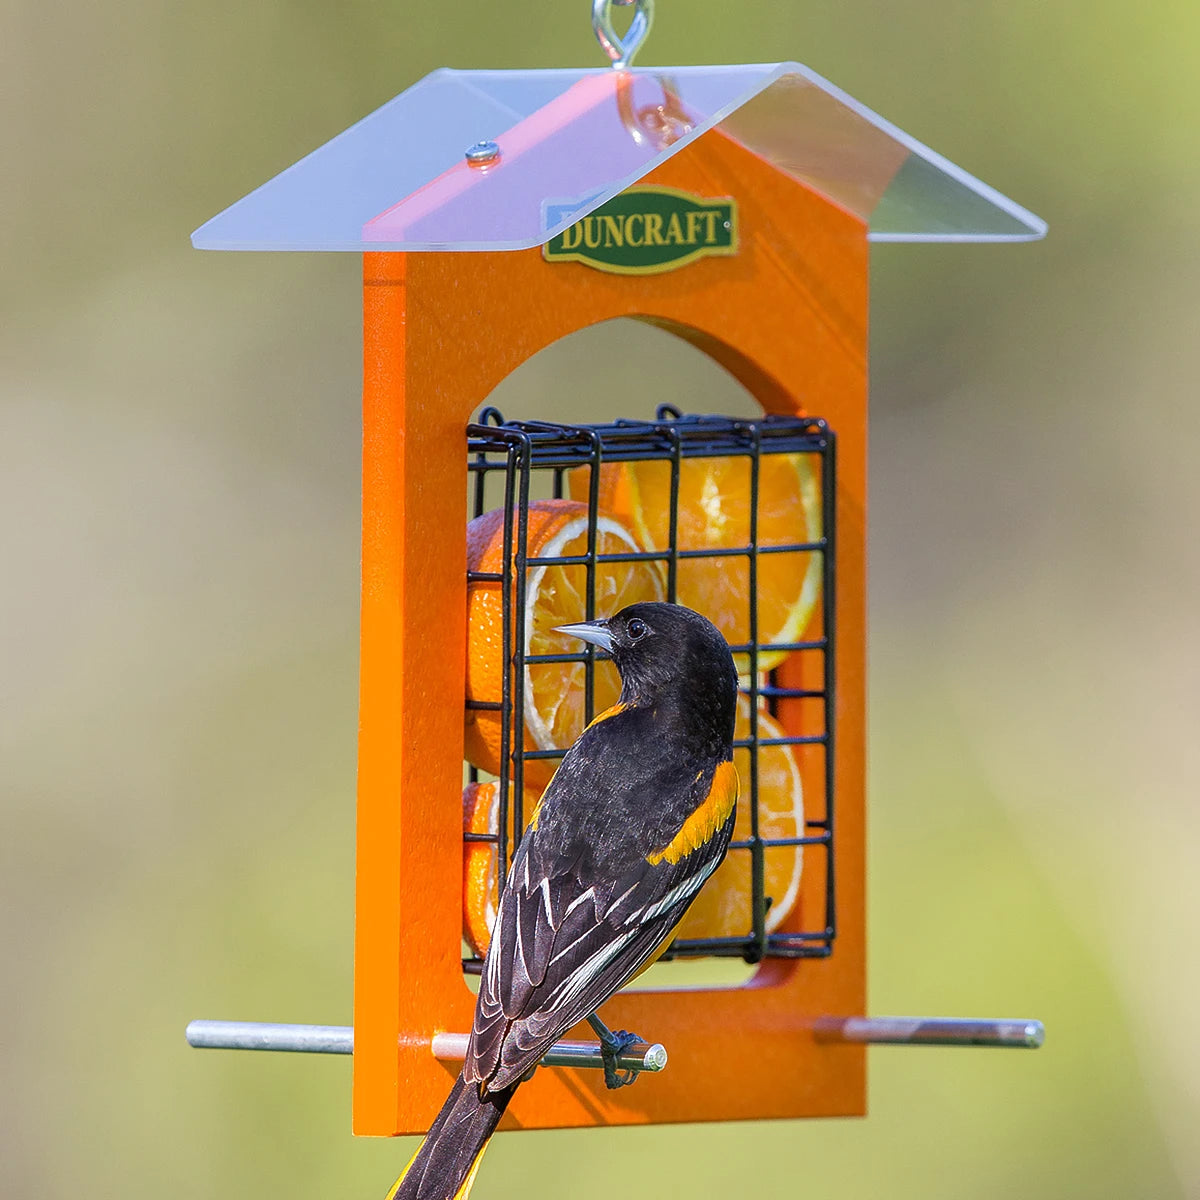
[554,619,615,653]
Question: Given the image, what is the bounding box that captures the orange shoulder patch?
[584,701,628,732]
[647,759,739,866]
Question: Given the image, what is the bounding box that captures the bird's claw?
[597,1027,641,1089]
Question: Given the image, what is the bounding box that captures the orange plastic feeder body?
[355,129,868,1134]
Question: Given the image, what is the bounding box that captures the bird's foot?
[587,1013,643,1089]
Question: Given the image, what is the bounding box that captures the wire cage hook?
[592,0,655,69]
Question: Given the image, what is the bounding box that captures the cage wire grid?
[464,406,837,967]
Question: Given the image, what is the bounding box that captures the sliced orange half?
[570,455,822,673]
[462,779,542,957]
[671,696,806,943]
[464,499,666,785]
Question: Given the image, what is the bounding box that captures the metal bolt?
[642,1042,669,1071]
[465,140,501,167]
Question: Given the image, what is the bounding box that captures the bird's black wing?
[465,755,738,1091]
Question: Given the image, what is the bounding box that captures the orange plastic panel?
[353,125,868,1135]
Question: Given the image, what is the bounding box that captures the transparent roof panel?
[192,63,1045,252]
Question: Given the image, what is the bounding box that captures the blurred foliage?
[4,1,1199,1198]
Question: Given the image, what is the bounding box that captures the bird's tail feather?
[385,1075,514,1200]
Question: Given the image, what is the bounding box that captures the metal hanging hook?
[592,0,655,69]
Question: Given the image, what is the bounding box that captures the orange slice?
[462,780,541,957]
[465,499,666,785]
[570,455,822,673]
[671,696,806,942]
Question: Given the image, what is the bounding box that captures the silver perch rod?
[185,1020,668,1073]
[186,1015,1043,1068]
[815,1016,1045,1048]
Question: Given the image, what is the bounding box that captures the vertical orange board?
[354,124,868,1135]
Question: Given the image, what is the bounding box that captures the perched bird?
[386,601,739,1200]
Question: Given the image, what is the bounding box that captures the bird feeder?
[187,2,1046,1142]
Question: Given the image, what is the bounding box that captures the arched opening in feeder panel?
[482,317,761,425]
[464,320,829,994]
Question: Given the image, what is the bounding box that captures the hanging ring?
[616,72,692,149]
[592,0,655,69]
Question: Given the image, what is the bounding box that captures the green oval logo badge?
[543,186,738,275]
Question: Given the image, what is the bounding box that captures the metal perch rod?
[186,1015,1043,1066]
[185,1020,668,1073]
[815,1016,1045,1048]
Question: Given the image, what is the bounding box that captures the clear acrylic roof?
[192,63,1046,252]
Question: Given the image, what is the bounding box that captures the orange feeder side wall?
[353,126,868,1136]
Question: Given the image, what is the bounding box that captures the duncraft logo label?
[543,187,738,275]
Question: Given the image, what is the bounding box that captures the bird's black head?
[557,602,738,748]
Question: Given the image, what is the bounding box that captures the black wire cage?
[464,405,837,968]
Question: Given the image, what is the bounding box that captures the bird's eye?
[627,618,648,641]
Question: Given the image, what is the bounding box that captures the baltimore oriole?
[386,601,739,1200]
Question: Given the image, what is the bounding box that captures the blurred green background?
[4,1,1197,1196]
